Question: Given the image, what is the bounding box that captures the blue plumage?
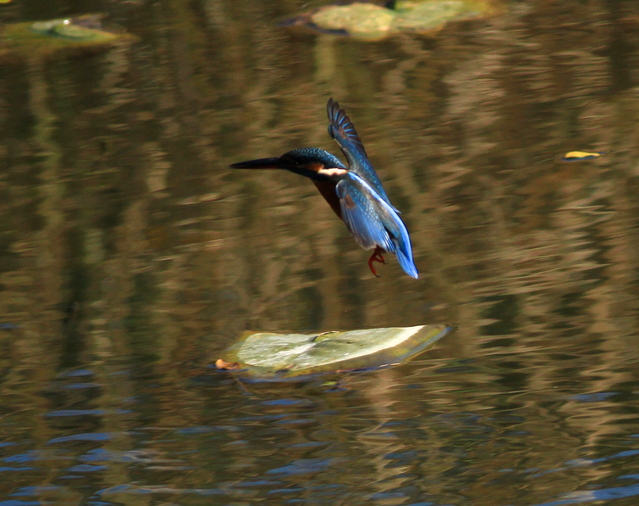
[327,99,418,279]
[336,172,418,279]
[281,147,347,170]
[327,98,396,211]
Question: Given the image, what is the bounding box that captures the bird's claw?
[368,248,386,277]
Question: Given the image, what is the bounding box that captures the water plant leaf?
[287,0,498,39]
[1,15,137,60]
[217,324,454,379]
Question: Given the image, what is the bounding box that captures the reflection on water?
[1,0,639,504]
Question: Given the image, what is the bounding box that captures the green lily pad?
[312,4,396,37]
[30,16,108,40]
[393,1,473,31]
[216,324,454,379]
[289,0,498,39]
[0,15,137,61]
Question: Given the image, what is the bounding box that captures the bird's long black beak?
[230,155,339,182]
[229,157,286,170]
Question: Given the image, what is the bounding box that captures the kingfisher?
[230,98,418,279]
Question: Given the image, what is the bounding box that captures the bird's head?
[278,148,348,180]
[230,147,348,181]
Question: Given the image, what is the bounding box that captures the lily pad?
[0,15,137,61]
[312,4,396,37]
[287,0,498,39]
[30,16,109,40]
[216,324,454,379]
[393,1,472,31]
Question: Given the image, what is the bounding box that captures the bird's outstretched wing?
[327,98,398,211]
[327,97,368,157]
[336,172,418,279]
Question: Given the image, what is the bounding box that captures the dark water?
[1,0,639,504]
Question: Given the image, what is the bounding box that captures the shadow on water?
[0,0,638,504]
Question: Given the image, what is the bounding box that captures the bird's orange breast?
[312,180,342,219]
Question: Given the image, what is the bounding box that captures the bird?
[229,98,418,279]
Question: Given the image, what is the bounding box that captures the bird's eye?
[281,155,301,167]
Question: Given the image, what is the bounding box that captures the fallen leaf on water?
[220,324,454,379]
[559,150,606,162]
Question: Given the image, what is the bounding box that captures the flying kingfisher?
[230,98,418,279]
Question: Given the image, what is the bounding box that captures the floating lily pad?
[30,16,109,40]
[216,324,454,379]
[0,15,137,61]
[312,4,396,37]
[393,1,472,31]
[286,0,498,39]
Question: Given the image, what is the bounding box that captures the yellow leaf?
[560,151,606,162]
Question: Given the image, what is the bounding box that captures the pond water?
[1,0,638,504]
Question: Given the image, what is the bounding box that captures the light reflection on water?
[3,350,637,505]
[1,0,639,504]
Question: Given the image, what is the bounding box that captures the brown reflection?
[0,3,637,354]
[0,0,638,503]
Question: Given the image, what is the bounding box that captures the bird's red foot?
[368,248,386,277]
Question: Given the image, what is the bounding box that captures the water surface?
[0,0,638,504]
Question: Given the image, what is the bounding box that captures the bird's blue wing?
[327,98,399,212]
[336,173,418,279]
[327,97,368,157]
[336,177,393,252]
